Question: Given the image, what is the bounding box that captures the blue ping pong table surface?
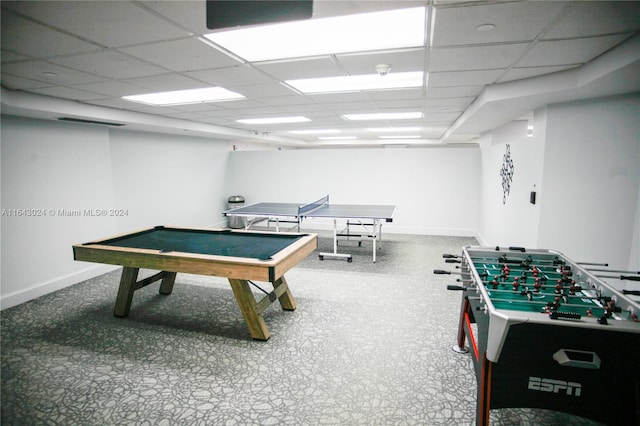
[226,202,396,221]
[224,198,396,262]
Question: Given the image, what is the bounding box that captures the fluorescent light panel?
[379,135,421,139]
[343,112,423,121]
[123,87,244,106]
[286,72,423,94]
[237,116,311,124]
[203,7,426,62]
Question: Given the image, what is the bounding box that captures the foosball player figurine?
[512,277,520,291]
[533,278,542,293]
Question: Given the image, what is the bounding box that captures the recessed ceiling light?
[123,87,244,106]
[342,112,423,121]
[476,23,496,31]
[237,116,311,124]
[289,129,341,135]
[203,7,426,62]
[285,72,423,94]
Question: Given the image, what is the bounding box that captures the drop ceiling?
[1,0,639,147]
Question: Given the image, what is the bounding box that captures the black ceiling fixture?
[206,0,313,30]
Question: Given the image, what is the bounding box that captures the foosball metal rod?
[595,274,640,281]
[587,268,640,275]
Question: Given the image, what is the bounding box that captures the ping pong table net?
[298,195,329,216]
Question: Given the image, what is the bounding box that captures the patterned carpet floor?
[1,233,603,425]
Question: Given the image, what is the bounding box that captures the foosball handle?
[494,246,526,252]
[622,289,640,295]
[621,276,640,281]
[434,269,451,275]
[442,254,459,259]
[447,285,466,291]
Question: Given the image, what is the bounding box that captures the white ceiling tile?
[0,74,55,90]
[1,12,100,57]
[3,1,189,47]
[259,96,315,107]
[222,99,271,110]
[371,99,423,109]
[29,86,106,101]
[71,80,152,97]
[1,60,106,85]
[431,1,569,46]
[119,38,240,72]
[366,88,424,101]
[276,103,337,114]
[335,48,425,75]
[423,112,461,123]
[428,70,503,87]
[544,2,640,39]
[517,34,632,67]
[49,51,168,79]
[124,74,208,92]
[497,65,578,83]
[423,97,475,109]
[255,57,343,80]
[186,65,273,86]
[141,1,210,35]
[426,86,484,98]
[428,43,530,72]
[1,49,29,62]
[307,92,373,103]
[85,98,183,114]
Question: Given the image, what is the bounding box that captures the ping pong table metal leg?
[372,221,377,263]
[318,219,353,262]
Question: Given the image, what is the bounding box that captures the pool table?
[73,226,317,340]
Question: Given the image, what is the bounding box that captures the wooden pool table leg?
[114,267,139,317]
[228,278,271,340]
[158,272,177,294]
[114,269,177,317]
[273,276,296,310]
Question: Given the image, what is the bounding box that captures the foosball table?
[435,246,640,425]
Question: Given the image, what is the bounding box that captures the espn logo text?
[528,377,582,397]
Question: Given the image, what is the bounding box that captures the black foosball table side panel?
[486,322,640,425]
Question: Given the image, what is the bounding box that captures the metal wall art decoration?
[500,144,514,204]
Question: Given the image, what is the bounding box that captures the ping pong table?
[223,195,396,262]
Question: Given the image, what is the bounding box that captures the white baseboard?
[0,264,118,311]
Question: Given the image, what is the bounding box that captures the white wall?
[226,146,481,236]
[1,117,235,309]
[538,95,640,270]
[1,116,118,308]
[108,130,231,230]
[476,94,640,273]
[477,119,546,247]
